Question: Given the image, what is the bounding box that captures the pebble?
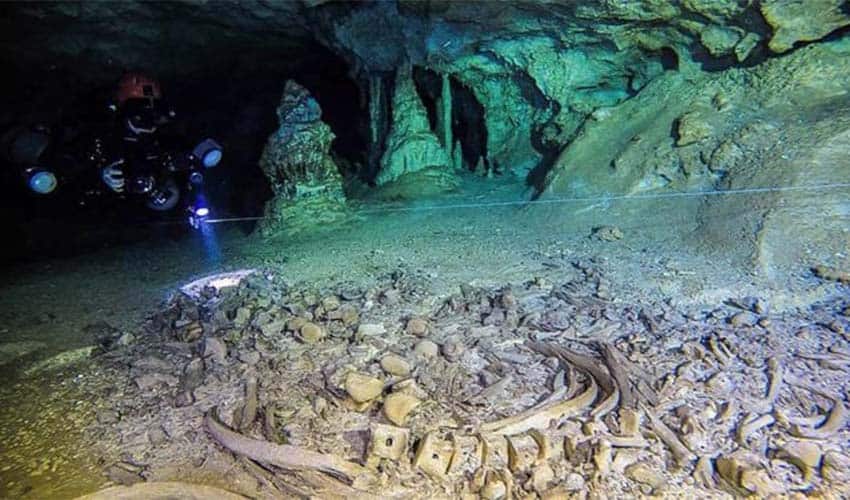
[406,318,429,337]
[380,354,412,376]
[413,340,439,359]
[299,322,325,344]
[344,372,384,403]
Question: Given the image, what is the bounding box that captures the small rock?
[299,322,325,344]
[202,337,227,364]
[383,392,421,426]
[676,111,712,146]
[344,372,384,403]
[591,225,623,242]
[380,354,412,376]
[406,318,429,337]
[413,340,439,360]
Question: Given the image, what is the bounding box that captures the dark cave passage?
[0,38,369,263]
[450,76,488,171]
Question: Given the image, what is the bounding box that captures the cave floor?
[0,176,848,498]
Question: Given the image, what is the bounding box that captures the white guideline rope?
[202,182,850,224]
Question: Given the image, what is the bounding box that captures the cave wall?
[3,1,850,209]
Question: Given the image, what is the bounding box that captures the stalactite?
[435,73,452,151]
[368,74,384,176]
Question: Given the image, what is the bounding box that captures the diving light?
[26,168,57,194]
[195,207,210,217]
[192,138,223,168]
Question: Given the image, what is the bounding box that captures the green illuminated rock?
[259,80,352,236]
[377,66,451,185]
[761,0,850,53]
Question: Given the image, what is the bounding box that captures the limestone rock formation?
[259,80,350,236]
[761,0,850,53]
[377,66,451,185]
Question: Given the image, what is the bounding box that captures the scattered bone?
[413,432,453,480]
[790,397,848,440]
[693,455,716,489]
[626,461,667,490]
[736,413,774,444]
[506,434,540,473]
[593,439,613,476]
[235,376,258,432]
[761,357,783,408]
[525,463,555,494]
[644,406,696,466]
[469,375,513,404]
[481,378,598,436]
[776,440,823,482]
[205,408,375,488]
[369,423,409,461]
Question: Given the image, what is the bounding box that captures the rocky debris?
[591,225,624,242]
[82,264,850,498]
[676,110,713,146]
[405,317,429,337]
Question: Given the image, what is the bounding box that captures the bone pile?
[90,263,850,498]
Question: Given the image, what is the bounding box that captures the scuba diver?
[1,72,223,226]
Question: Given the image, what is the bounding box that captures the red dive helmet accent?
[115,73,162,105]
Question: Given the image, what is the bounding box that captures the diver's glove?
[101,160,125,193]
